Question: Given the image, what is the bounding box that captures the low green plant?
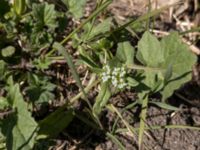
[0,0,198,149]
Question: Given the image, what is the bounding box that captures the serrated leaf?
[33,57,51,70]
[26,74,56,104]
[32,2,57,30]
[1,46,15,57]
[62,0,87,19]
[116,41,134,65]
[93,82,111,116]
[4,83,37,150]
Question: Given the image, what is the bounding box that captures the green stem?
[138,95,148,150]
[116,125,200,133]
[70,77,100,104]
[46,0,112,57]
[127,64,164,72]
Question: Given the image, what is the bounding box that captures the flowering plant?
[101,65,127,89]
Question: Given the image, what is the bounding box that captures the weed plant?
[0,0,198,149]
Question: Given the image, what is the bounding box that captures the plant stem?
[46,0,112,57]
[138,94,148,150]
[127,64,164,72]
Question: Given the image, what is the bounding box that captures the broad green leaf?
[93,82,111,116]
[136,31,195,97]
[38,108,74,138]
[1,46,15,57]
[137,31,164,67]
[150,101,180,111]
[116,41,134,65]
[164,64,173,83]
[32,2,57,30]
[144,71,164,93]
[62,0,87,19]
[4,83,37,150]
[160,32,196,99]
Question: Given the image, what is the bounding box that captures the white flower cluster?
[101,65,127,89]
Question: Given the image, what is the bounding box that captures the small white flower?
[102,76,109,82]
[112,78,118,87]
[119,78,124,83]
[112,71,118,76]
[102,72,106,76]
[101,65,127,89]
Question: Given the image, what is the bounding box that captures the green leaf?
[0,97,9,109]
[1,46,15,57]
[33,57,52,70]
[150,101,180,111]
[13,0,26,16]
[32,2,57,30]
[137,31,164,67]
[116,41,134,65]
[126,77,138,87]
[135,31,196,97]
[160,32,196,99]
[4,82,37,150]
[62,0,87,19]
[84,18,112,41]
[93,82,111,116]
[38,108,74,138]
[79,54,99,69]
[26,74,56,103]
